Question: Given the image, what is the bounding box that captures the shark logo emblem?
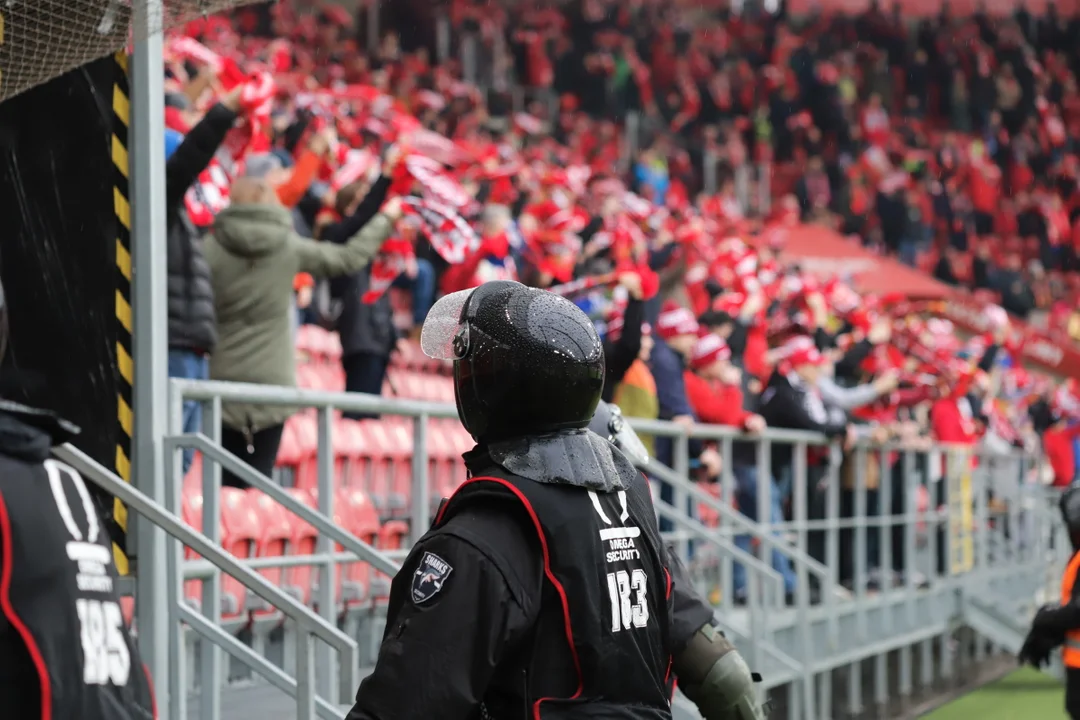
[412,551,454,605]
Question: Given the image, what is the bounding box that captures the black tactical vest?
[439,432,674,720]
[0,453,154,720]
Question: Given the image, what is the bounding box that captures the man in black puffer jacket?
[164,88,240,471]
[322,145,402,420]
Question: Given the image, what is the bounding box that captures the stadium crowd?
[158,0,1080,599]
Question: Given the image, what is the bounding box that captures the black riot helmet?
[588,400,650,468]
[421,281,605,443]
[1061,482,1080,541]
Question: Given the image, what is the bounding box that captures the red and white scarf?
[362,197,479,304]
[185,157,234,228]
[399,196,478,264]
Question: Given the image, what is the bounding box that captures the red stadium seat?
[289,414,319,490]
[284,488,319,606]
[430,376,454,403]
[388,334,413,370]
[336,487,382,607]
[219,488,261,620]
[418,371,440,401]
[388,288,413,329]
[425,419,456,500]
[324,331,343,364]
[356,420,407,514]
[304,325,335,364]
[387,369,413,399]
[183,451,203,486]
[296,363,325,391]
[312,363,344,393]
[325,363,346,392]
[180,482,204,608]
[383,367,403,398]
[333,418,368,487]
[120,596,135,628]
[446,421,474,457]
[275,419,302,467]
[247,490,294,617]
[385,419,414,515]
[376,519,409,602]
[295,324,321,364]
[181,483,258,622]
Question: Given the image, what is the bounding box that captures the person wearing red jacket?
[439,204,518,294]
[1033,399,1080,488]
[683,333,797,605]
[929,367,982,448]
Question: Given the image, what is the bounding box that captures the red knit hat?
[779,336,826,368]
[656,301,699,341]
[689,332,731,371]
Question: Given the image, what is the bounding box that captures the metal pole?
[703,149,718,195]
[166,389,186,720]
[200,398,223,720]
[130,0,170,715]
[411,414,430,542]
[366,0,380,55]
[315,407,336,700]
[436,13,451,65]
[461,34,478,86]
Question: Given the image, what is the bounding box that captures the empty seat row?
[297,325,450,376]
[295,363,455,404]
[179,483,407,625]
[274,415,469,513]
[384,367,455,404]
[295,324,343,365]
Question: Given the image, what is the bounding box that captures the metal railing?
[163,377,1066,720]
[52,443,359,720]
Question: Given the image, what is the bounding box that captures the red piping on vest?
[144,662,159,719]
[0,492,53,720]
[435,475,584,719]
[663,567,673,687]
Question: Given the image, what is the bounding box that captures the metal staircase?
[54,443,364,720]
[73,377,1067,720]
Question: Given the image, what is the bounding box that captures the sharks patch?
[411,551,453,604]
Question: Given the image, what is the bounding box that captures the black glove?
[1032,604,1059,630]
[1018,629,1056,669]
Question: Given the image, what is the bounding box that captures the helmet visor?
[420,288,475,360]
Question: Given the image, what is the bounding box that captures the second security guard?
[345,280,674,719]
[1019,481,1080,718]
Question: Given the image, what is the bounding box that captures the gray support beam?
[129,0,170,714]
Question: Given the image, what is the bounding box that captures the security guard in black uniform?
[1019,481,1080,719]
[589,401,768,720]
[0,277,155,719]
[346,281,675,719]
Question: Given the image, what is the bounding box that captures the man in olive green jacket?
[203,178,404,486]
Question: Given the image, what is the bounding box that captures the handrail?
[165,433,401,576]
[177,606,345,720]
[51,443,360,706]
[629,416,829,446]
[173,378,1040,462]
[644,458,835,585]
[653,495,786,597]
[173,378,458,418]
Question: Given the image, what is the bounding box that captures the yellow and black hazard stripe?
[111,50,133,576]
